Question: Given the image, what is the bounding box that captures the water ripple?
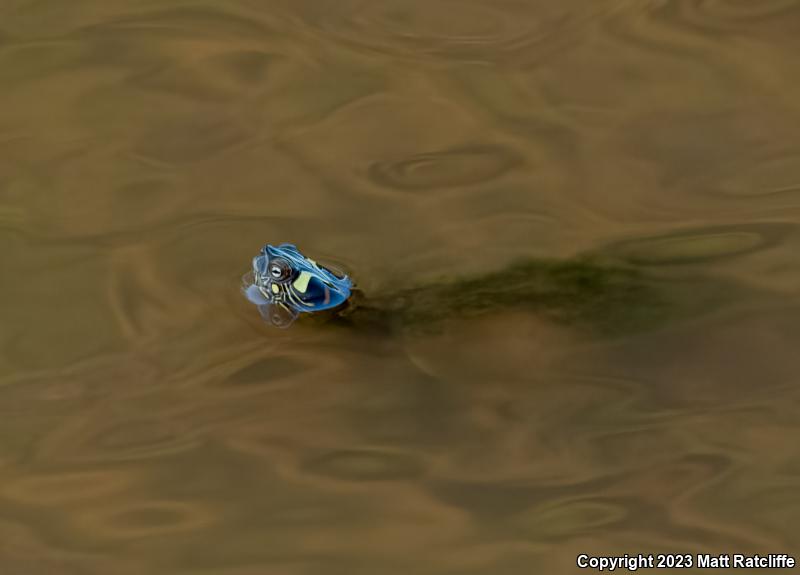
[75,6,275,41]
[510,497,628,539]
[34,413,202,464]
[73,500,214,539]
[674,0,800,30]
[301,448,426,482]
[368,144,521,191]
[2,470,134,505]
[260,0,613,65]
[602,222,794,265]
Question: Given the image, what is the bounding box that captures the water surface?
[1,1,800,573]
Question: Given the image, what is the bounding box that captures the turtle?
[241,224,786,335]
[243,243,354,328]
[241,243,678,335]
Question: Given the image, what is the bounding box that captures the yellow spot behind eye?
[271,284,279,294]
[293,271,312,293]
[307,259,317,267]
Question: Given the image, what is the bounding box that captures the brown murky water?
[2,1,800,573]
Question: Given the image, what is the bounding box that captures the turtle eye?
[268,258,292,282]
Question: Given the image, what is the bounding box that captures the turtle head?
[249,243,352,318]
